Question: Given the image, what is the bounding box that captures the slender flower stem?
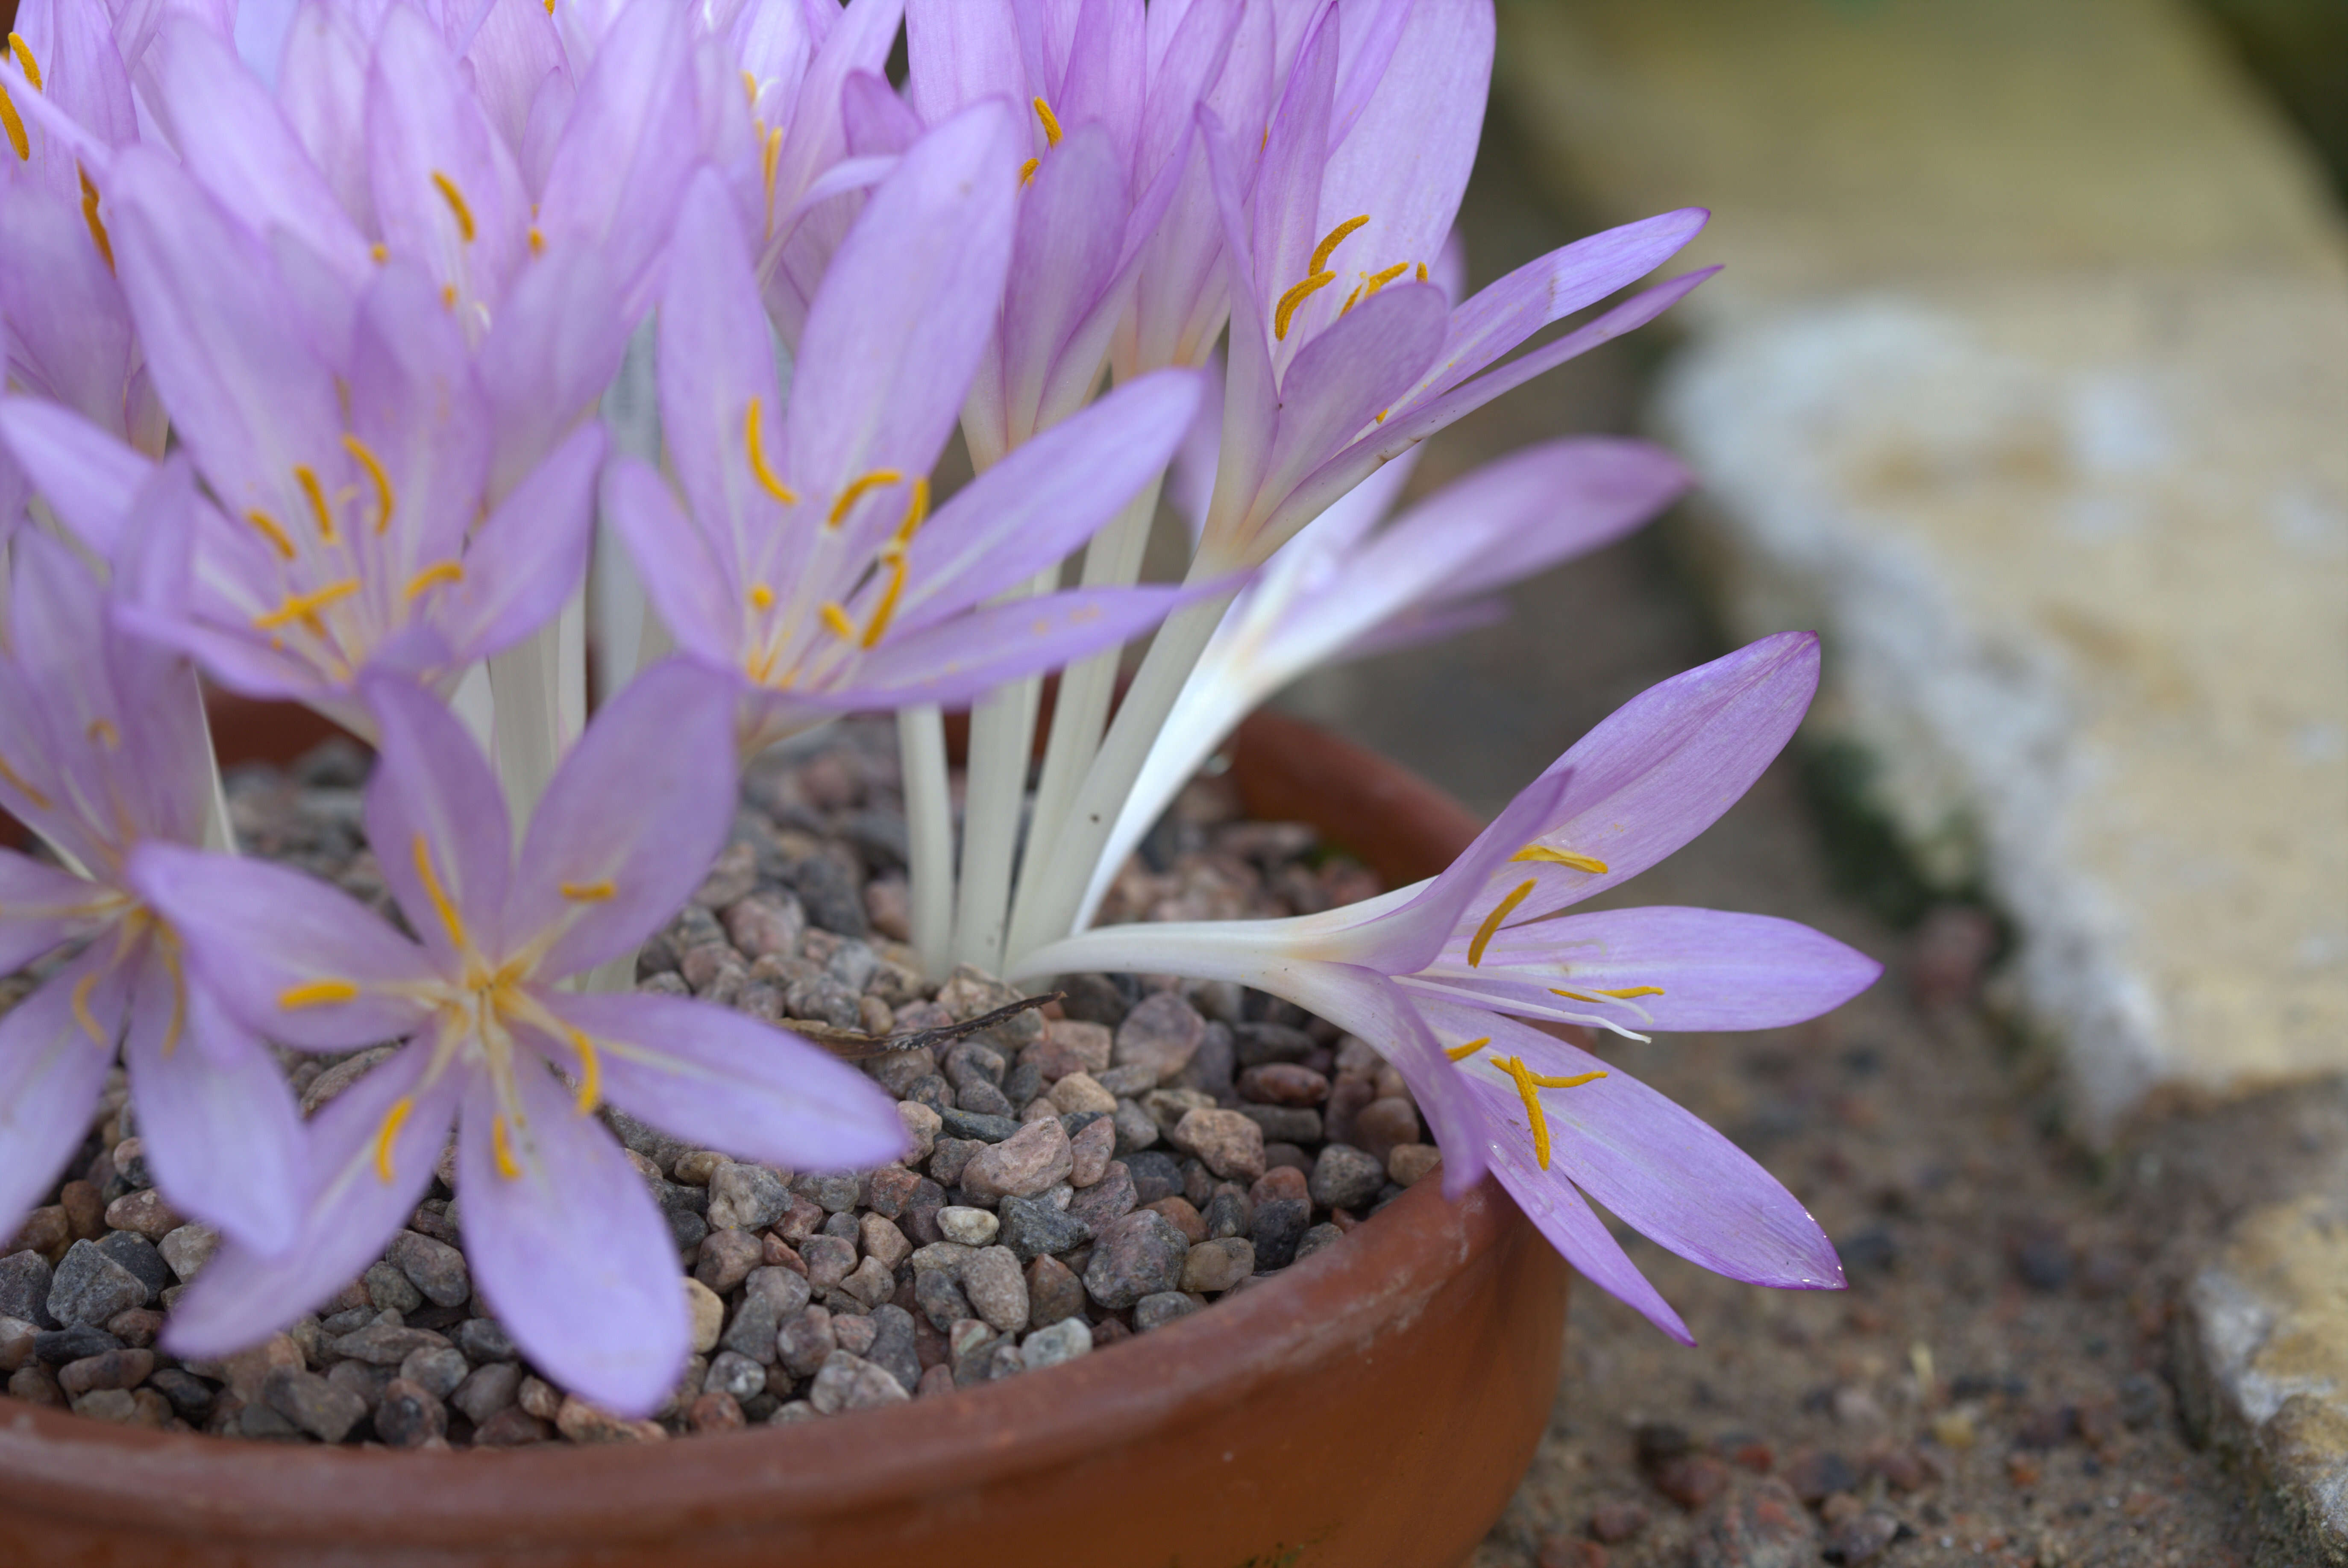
[1009,474,1164,946]
[898,703,955,979]
[488,617,566,824]
[195,690,237,855]
[1003,581,1239,968]
[949,567,1057,973]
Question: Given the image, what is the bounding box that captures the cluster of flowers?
[0,0,1878,1418]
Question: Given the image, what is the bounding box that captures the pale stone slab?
[1495,0,2348,1130]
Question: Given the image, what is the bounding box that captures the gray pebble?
[1082,1211,1189,1310]
[1019,1316,1093,1370]
[329,1321,452,1366]
[795,1172,863,1214]
[914,1267,972,1332]
[47,1241,145,1327]
[959,1246,1030,1334]
[938,1107,1021,1144]
[808,1350,907,1412]
[91,1232,170,1304]
[1066,1161,1137,1230]
[264,1365,368,1442]
[1308,1144,1385,1212]
[801,1234,857,1289]
[1133,1291,1203,1331]
[1180,1237,1256,1294]
[451,1317,517,1364]
[0,1252,56,1328]
[35,1324,120,1365]
[388,1230,470,1307]
[398,1344,470,1400]
[707,1162,792,1231]
[156,1224,219,1284]
[362,1260,424,1315]
[787,855,869,938]
[784,976,863,1029]
[777,1307,836,1378]
[450,1360,521,1424]
[866,1304,922,1396]
[148,1366,215,1420]
[936,1206,999,1246]
[373,1377,447,1447]
[1112,991,1206,1084]
[1236,1104,1324,1144]
[1293,1223,1345,1264]
[1025,1255,1087,1327]
[1202,1189,1252,1240]
[995,1194,1093,1263]
[952,1078,1016,1117]
[704,1350,767,1401]
[1251,1198,1312,1269]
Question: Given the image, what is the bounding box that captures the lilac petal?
[1412,438,1691,603]
[0,850,111,974]
[112,600,330,705]
[765,0,906,234]
[455,1054,687,1418]
[433,421,605,664]
[538,990,909,1172]
[1272,268,1719,544]
[276,0,379,234]
[130,842,438,1049]
[655,167,787,576]
[164,1041,464,1360]
[841,71,922,156]
[1196,106,1278,527]
[890,369,1203,635]
[1247,8,1338,354]
[783,100,1022,503]
[535,0,696,304]
[0,397,149,562]
[0,949,120,1249]
[506,660,738,980]
[904,0,1021,124]
[106,148,346,530]
[361,672,513,968]
[1421,1000,1843,1294]
[1253,281,1448,526]
[147,15,372,279]
[1432,907,1882,1034]
[477,247,631,500]
[462,0,566,155]
[1400,211,1708,418]
[345,259,493,575]
[367,6,527,314]
[1488,1144,1693,1345]
[0,188,143,444]
[601,458,738,669]
[984,123,1130,459]
[123,951,305,1254]
[823,584,1200,711]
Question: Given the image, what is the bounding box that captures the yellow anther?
[1444,1035,1491,1063]
[1337,284,1363,316]
[820,601,857,641]
[1032,97,1063,148]
[371,243,388,264]
[862,556,908,649]
[0,86,25,161]
[1512,845,1610,875]
[745,396,796,504]
[9,34,40,91]
[893,476,930,544]
[1493,1055,1553,1167]
[528,226,544,256]
[559,881,615,902]
[761,124,782,229]
[86,718,120,749]
[749,583,775,611]
[1358,260,1409,299]
[71,971,106,1045]
[294,464,336,542]
[440,282,458,309]
[565,1028,602,1113]
[79,168,113,272]
[1018,157,1039,186]
[1528,1066,1608,1091]
[411,834,469,951]
[403,560,464,599]
[279,979,360,1009]
[741,70,759,109]
[544,0,555,13]
[828,469,901,527]
[1415,261,1429,282]
[250,579,358,631]
[342,433,394,533]
[1466,879,1536,968]
[375,1097,413,1183]
[431,171,476,244]
[0,752,51,809]
[1272,271,1334,341]
[1594,987,1665,1000]
[244,508,297,560]
[490,1114,521,1179]
[1309,214,1370,276]
[1549,989,1604,1004]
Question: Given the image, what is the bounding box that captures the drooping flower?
[1084,423,1694,924]
[133,661,907,1413]
[608,122,1211,754]
[1012,634,1878,1336]
[1195,0,1714,573]
[905,0,1240,463]
[0,144,606,728]
[0,473,306,1258]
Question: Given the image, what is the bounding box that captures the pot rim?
[0,707,1508,1546]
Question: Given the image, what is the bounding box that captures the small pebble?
[1132,1291,1203,1331]
[1020,1315,1093,1369]
[1083,1211,1189,1309]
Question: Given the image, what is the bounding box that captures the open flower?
[1194,0,1714,573]
[905,0,1240,462]
[0,478,306,1257]
[608,125,1210,753]
[0,144,605,726]
[1086,428,1694,924]
[133,661,907,1413]
[1013,633,1878,1336]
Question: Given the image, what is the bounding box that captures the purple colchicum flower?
[0,3,165,453]
[133,662,907,1413]
[905,0,1238,463]
[1013,634,1880,1339]
[1083,423,1694,924]
[0,142,607,726]
[0,484,307,1258]
[608,120,1208,755]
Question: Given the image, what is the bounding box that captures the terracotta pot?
[0,707,1568,1568]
